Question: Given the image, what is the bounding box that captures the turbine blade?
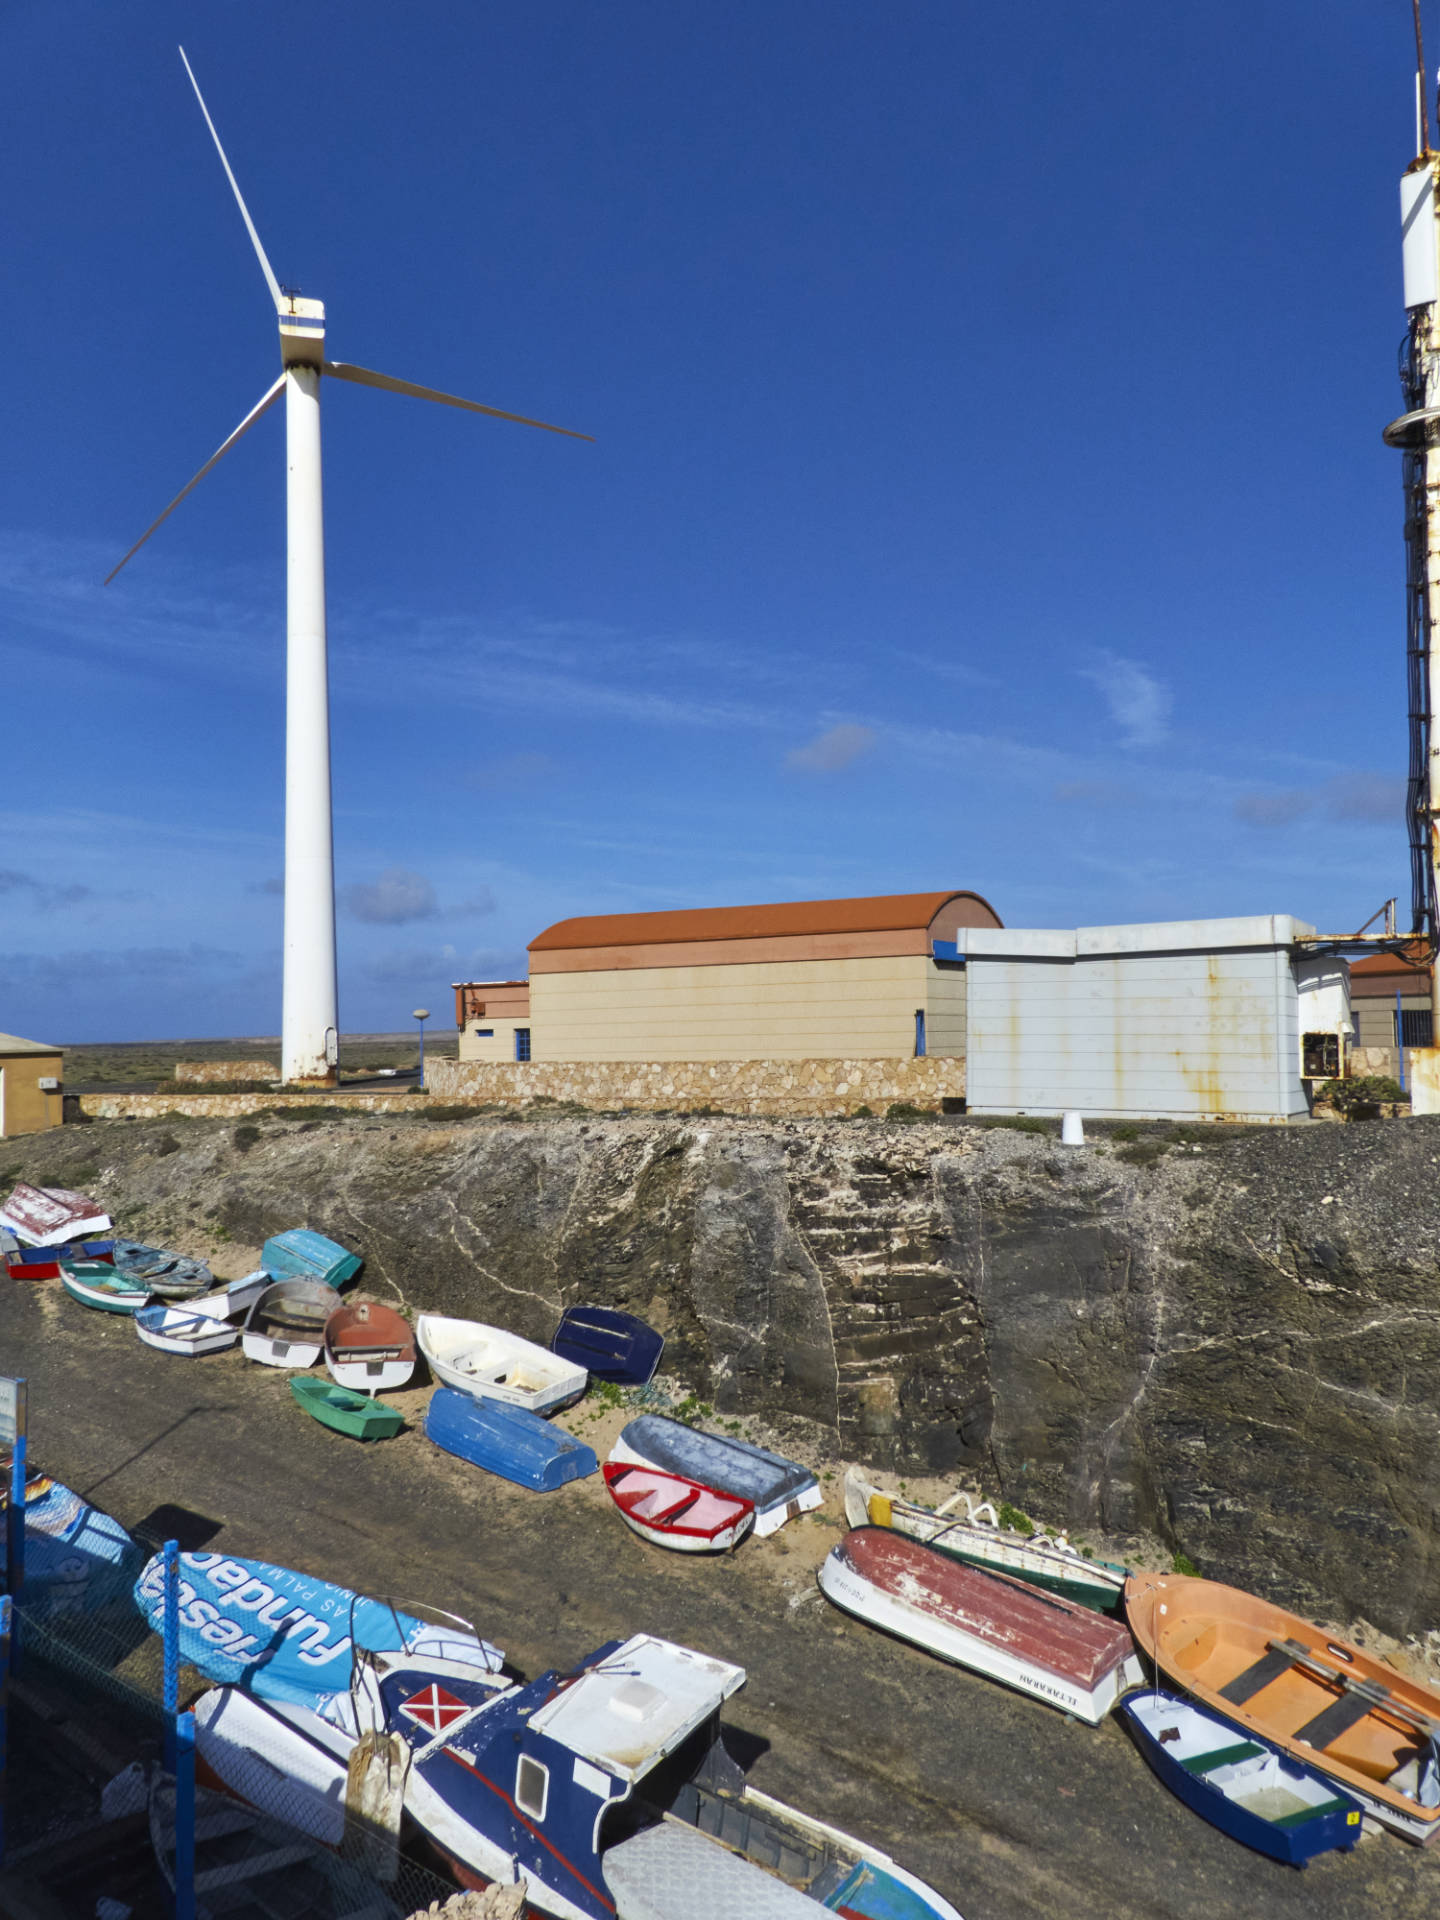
[178,45,284,314]
[321,361,594,441]
[105,374,286,585]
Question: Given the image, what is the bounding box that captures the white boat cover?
[603,1821,820,1920]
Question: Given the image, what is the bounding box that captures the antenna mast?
[1385,4,1440,1106]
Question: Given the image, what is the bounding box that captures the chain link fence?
[4,1522,461,1919]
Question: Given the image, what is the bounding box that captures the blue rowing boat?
[552,1303,664,1384]
[1121,1688,1363,1865]
[424,1388,597,1490]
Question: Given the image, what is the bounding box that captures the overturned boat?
[323,1300,415,1394]
[820,1528,1143,1725]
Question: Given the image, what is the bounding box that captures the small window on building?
[515,1028,532,1061]
[516,1754,549,1821]
[914,1010,926,1058]
[473,1028,494,1037]
[1399,1008,1434,1049]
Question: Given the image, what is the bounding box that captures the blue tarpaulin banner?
[134,1550,501,1707]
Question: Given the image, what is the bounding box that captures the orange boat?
[1126,1573,1440,1842]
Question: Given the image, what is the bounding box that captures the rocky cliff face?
[22,1105,1440,1635]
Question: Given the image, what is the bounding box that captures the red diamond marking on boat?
[401,1684,469,1734]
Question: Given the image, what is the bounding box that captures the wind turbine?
[108,47,590,1085]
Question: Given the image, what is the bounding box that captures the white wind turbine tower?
[108,47,590,1085]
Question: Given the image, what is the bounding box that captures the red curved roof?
[530,890,1001,953]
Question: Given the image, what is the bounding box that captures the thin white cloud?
[786,723,876,773]
[1077,650,1171,748]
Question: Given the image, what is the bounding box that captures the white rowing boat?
[242,1279,342,1368]
[415,1313,586,1415]
[135,1302,238,1356]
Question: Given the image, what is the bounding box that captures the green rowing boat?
[289,1376,404,1441]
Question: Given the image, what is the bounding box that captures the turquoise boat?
[262,1229,362,1289]
[61,1262,151,1314]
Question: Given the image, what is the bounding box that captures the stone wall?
[175,1060,280,1084]
[78,1091,420,1120]
[424,1054,965,1116]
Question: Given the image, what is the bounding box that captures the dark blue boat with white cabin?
[261,1228,362,1290]
[374,1631,963,1918]
[552,1304,664,1385]
[1121,1688,1363,1866]
[609,1413,822,1537]
[424,1387,597,1491]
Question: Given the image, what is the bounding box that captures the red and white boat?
[819,1527,1144,1724]
[603,1459,755,1553]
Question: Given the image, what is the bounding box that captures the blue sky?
[0,1,1425,1040]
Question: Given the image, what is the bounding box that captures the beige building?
[453,891,1002,1065]
[0,1033,63,1138]
[454,979,533,1064]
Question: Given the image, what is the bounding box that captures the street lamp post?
[413,1008,429,1093]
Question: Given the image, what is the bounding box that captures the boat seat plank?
[1294,1690,1381,1751]
[1179,1740,1266,1775]
[1272,1796,1356,1829]
[1219,1647,1300,1704]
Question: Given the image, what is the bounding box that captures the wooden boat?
[369,1630,962,1920]
[110,1236,212,1297]
[1121,1687,1362,1866]
[6,1249,61,1280]
[552,1303,664,1384]
[262,1228,362,1290]
[415,1313,587,1414]
[242,1279,343,1368]
[0,1182,110,1247]
[609,1413,821,1537]
[603,1459,754,1552]
[185,1268,270,1322]
[290,1376,405,1440]
[60,1261,151,1314]
[1127,1572,1440,1842]
[821,1527,1144,1724]
[135,1302,239,1356]
[844,1466,1128,1615]
[323,1299,415,1393]
[424,1387,597,1490]
[63,1237,114,1262]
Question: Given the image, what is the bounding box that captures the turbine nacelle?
[279,294,326,368]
